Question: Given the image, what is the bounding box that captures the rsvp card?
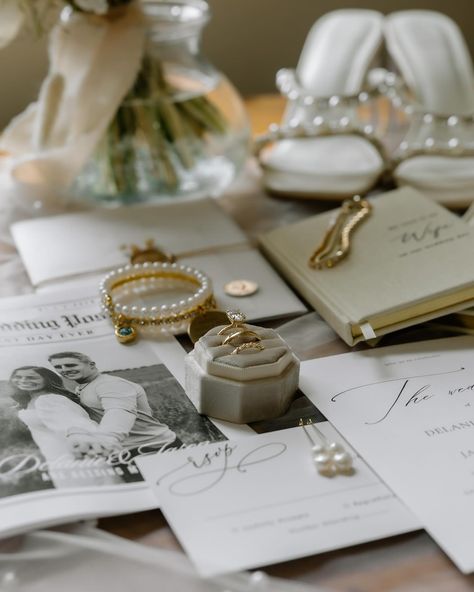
[300,336,474,573]
[136,424,418,576]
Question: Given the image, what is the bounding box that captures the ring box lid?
[193,324,295,382]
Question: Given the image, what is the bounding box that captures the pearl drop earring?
[299,418,354,477]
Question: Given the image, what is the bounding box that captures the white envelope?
[11,198,306,322]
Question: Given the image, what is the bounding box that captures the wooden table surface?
[99,96,474,591]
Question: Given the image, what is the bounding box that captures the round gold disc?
[188,310,230,343]
[224,279,259,297]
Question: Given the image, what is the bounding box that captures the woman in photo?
[10,366,100,463]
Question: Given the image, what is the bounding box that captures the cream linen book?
[259,188,474,345]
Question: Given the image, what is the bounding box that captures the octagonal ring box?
[185,324,300,423]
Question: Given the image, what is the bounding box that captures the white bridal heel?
[256,9,387,200]
[383,10,474,208]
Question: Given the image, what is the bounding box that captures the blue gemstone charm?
[115,324,137,344]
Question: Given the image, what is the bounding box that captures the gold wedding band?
[219,310,264,355]
[232,342,265,355]
[222,329,262,347]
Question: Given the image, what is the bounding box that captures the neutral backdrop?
[0,1,472,128]
[204,0,474,95]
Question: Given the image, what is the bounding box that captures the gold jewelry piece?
[217,310,247,336]
[232,342,265,355]
[222,330,262,346]
[218,310,264,355]
[224,279,259,297]
[299,418,354,477]
[100,262,216,344]
[121,239,176,265]
[308,195,372,270]
[188,310,230,343]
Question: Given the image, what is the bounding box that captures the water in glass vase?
[72,1,250,206]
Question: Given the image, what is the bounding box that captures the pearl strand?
[276,68,376,109]
[100,262,215,343]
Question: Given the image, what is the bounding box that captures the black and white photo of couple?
[0,341,224,497]
[11,351,181,462]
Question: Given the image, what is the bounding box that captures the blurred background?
[0,0,472,128]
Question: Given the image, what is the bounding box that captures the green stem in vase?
[113,105,139,200]
[179,95,228,135]
[95,50,229,198]
[135,101,179,190]
[155,95,196,170]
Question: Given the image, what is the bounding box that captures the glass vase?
[72,0,250,206]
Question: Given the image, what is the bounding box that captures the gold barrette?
[308,195,372,270]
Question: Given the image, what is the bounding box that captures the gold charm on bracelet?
[188,310,230,343]
[100,262,216,344]
[114,324,137,344]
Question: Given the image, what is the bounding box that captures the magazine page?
[0,289,227,538]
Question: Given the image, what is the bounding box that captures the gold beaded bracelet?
[100,262,216,344]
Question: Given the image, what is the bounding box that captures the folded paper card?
[259,188,474,345]
[300,336,474,573]
[136,424,418,576]
[0,287,221,537]
[11,198,305,322]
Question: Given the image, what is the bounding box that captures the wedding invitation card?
[299,336,474,573]
[136,424,418,576]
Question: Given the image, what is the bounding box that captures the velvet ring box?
[185,324,300,423]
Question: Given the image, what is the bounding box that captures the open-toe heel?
[382,10,474,209]
[255,9,388,201]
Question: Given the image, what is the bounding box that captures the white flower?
[0,1,24,49]
[74,0,110,15]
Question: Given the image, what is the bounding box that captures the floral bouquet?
[1,1,133,44]
[0,0,237,207]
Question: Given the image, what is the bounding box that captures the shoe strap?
[393,114,474,165]
[255,67,390,169]
[276,68,379,108]
[276,68,381,131]
[254,120,391,174]
[373,68,474,164]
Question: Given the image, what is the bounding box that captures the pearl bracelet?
[100,262,216,343]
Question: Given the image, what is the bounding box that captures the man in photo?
[48,351,178,458]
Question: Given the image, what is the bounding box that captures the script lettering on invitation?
[155,441,287,496]
[330,366,468,425]
[387,211,470,258]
